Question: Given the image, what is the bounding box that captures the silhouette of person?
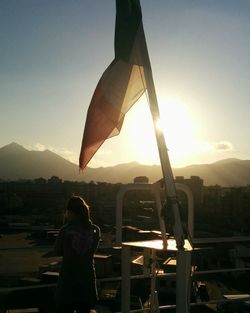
[54,196,100,313]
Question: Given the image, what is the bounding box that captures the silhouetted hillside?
[0,143,250,186]
[81,162,162,184]
[174,158,250,186]
[0,142,79,181]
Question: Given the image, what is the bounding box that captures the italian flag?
[79,0,151,170]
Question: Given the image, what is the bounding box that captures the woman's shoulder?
[58,222,76,236]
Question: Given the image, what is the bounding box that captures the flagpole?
[144,67,184,250]
[143,67,192,313]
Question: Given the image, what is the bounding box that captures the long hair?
[66,196,90,227]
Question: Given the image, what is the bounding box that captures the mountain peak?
[0,142,79,181]
[213,158,241,165]
[0,142,250,186]
[0,142,27,153]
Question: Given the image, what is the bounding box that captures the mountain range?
[0,142,250,186]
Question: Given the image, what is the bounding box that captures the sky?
[1,0,250,168]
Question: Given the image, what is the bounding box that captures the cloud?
[194,141,234,153]
[49,147,78,164]
[214,141,233,151]
[32,143,78,164]
[34,143,46,151]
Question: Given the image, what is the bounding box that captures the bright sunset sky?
[1,0,250,168]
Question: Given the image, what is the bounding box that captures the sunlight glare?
[158,96,198,166]
[121,95,200,167]
[124,97,159,165]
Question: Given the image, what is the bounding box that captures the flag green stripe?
[115,0,142,61]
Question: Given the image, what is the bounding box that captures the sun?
[123,95,198,167]
[123,97,159,164]
[157,96,198,164]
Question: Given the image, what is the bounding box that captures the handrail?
[116,183,168,247]
[115,182,194,244]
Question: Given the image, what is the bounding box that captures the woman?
[54,196,100,313]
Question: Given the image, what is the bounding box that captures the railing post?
[176,250,192,313]
[122,245,131,313]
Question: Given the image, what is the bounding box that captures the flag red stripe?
[79,81,124,169]
[79,0,150,170]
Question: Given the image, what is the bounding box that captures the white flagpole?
[144,66,185,250]
[144,67,191,313]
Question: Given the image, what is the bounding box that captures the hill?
[0,143,250,186]
[174,158,250,186]
[0,142,79,181]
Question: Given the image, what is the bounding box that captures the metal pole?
[176,250,192,313]
[121,245,131,313]
[116,184,168,247]
[175,183,194,240]
[144,66,184,250]
[149,249,160,313]
[143,66,188,313]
